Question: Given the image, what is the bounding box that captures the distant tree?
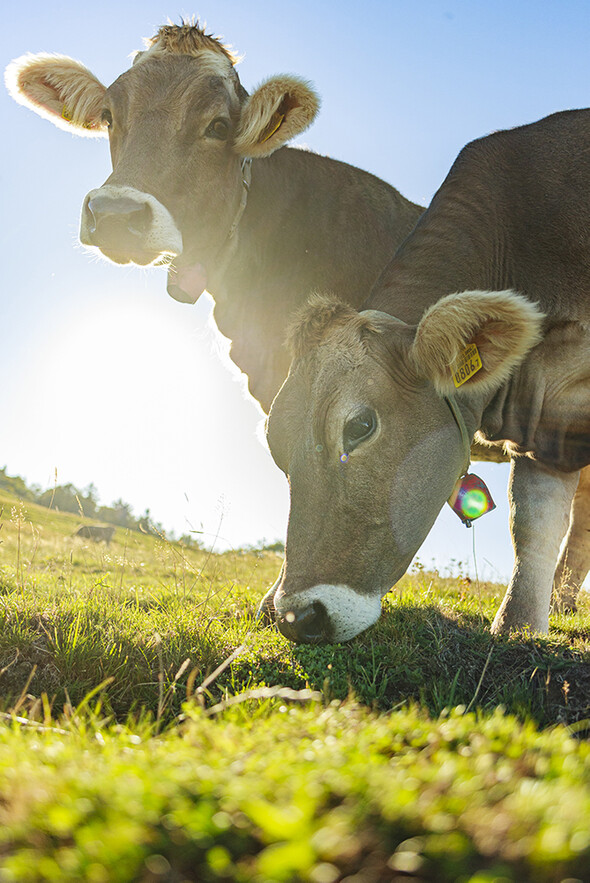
[178,532,204,550]
[258,540,285,554]
[80,484,99,518]
[137,509,165,537]
[98,498,135,528]
[36,483,82,515]
[0,467,34,501]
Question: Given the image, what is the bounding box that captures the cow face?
[6,25,319,302]
[266,292,543,643]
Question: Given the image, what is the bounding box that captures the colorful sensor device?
[447,473,496,527]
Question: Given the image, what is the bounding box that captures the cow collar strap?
[444,393,471,477]
[444,394,497,527]
[168,158,251,303]
[227,157,252,241]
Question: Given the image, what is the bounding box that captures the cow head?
[6,22,319,302]
[266,291,544,643]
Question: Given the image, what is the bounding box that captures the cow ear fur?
[409,289,545,397]
[5,53,107,137]
[234,75,319,158]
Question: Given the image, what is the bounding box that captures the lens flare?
[463,488,488,518]
[447,473,496,527]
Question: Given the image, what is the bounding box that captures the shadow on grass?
[3,596,590,730]
[249,604,590,729]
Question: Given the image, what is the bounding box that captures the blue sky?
[2,1,589,580]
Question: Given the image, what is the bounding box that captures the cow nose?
[277,600,330,644]
[85,194,152,250]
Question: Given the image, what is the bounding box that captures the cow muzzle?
[80,185,183,266]
[274,583,383,644]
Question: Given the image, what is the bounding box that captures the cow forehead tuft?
[287,293,380,361]
[134,21,239,68]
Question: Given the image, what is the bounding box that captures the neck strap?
[227,157,252,240]
[444,394,471,477]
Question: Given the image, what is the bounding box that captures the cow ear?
[234,74,319,158]
[5,53,108,137]
[409,289,545,397]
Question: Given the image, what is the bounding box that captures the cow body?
[266,108,590,643]
[73,525,115,544]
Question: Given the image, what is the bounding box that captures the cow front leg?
[552,465,590,612]
[491,457,579,635]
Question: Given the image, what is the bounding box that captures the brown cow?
[73,525,115,544]
[7,23,586,608]
[5,21,422,412]
[266,109,590,643]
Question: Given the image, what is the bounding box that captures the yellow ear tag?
[260,112,285,143]
[61,105,96,129]
[452,343,482,388]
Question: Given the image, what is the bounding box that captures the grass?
[3,702,590,883]
[1,489,590,880]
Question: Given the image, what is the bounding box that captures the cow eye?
[343,408,377,453]
[101,109,113,128]
[205,117,230,140]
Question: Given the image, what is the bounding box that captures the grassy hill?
[1,488,590,880]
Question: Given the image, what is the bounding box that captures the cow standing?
[266,109,590,643]
[73,525,115,544]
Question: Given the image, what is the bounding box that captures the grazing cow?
[265,109,590,643]
[5,21,422,412]
[7,23,584,607]
[73,525,115,544]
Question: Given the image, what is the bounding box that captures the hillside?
[0,467,168,537]
[1,486,590,722]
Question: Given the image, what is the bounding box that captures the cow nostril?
[86,195,152,243]
[86,201,97,235]
[126,202,151,237]
[281,600,329,644]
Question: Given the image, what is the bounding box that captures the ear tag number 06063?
[453,343,482,388]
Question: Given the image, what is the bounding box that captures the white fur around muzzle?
[275,583,383,642]
[80,185,183,257]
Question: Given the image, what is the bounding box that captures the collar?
[444,394,471,477]
[227,157,252,240]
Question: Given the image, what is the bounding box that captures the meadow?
[1,487,590,881]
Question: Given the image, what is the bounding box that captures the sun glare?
[11,285,289,548]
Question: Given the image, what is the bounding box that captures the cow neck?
[213,147,422,303]
[207,157,252,283]
[208,147,424,409]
